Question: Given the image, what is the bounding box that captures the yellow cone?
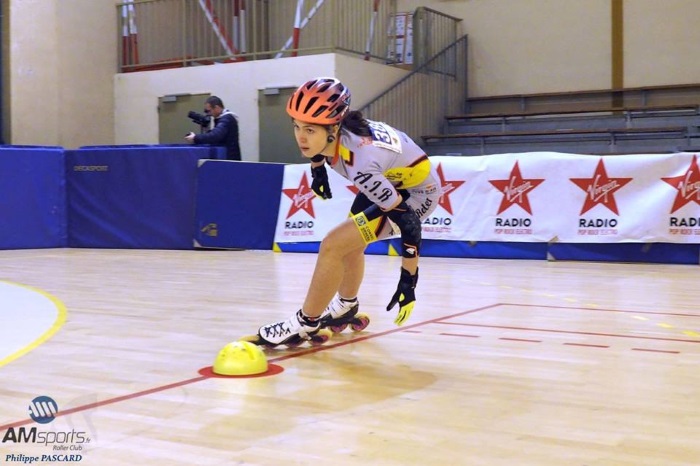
[213,341,268,376]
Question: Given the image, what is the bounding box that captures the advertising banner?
[274,152,700,244]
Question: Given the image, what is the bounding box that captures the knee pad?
[386,200,421,258]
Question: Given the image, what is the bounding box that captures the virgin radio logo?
[436,163,465,215]
[570,159,632,215]
[422,163,465,235]
[570,159,631,237]
[28,396,58,424]
[662,154,700,236]
[282,172,317,219]
[662,154,700,213]
[489,161,544,235]
[489,161,544,215]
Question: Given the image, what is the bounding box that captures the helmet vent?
[286,77,351,125]
[294,91,305,111]
[304,96,319,114]
[313,105,329,118]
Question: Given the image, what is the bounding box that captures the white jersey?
[329,120,441,216]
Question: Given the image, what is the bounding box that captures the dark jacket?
[193,110,241,160]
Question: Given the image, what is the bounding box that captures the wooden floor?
[1,248,700,466]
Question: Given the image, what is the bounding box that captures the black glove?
[386,267,418,326]
[310,164,332,199]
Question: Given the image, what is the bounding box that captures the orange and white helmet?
[286,77,351,125]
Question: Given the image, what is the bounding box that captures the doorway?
[158,93,211,144]
[258,87,302,163]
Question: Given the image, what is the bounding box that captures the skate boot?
[320,294,370,334]
[242,310,332,348]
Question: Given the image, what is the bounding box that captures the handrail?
[115,0,464,78]
[116,0,398,72]
[416,7,463,22]
[360,35,469,144]
[412,6,462,68]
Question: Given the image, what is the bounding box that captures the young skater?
[250,77,441,347]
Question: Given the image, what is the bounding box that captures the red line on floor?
[563,342,610,348]
[436,322,700,344]
[269,303,501,363]
[499,337,541,343]
[631,348,680,354]
[0,303,502,429]
[0,375,208,431]
[500,303,700,318]
[439,332,480,338]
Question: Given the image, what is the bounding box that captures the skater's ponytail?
[341,110,372,137]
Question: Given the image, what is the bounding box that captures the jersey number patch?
[368,121,402,153]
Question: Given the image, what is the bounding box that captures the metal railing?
[117,0,399,72]
[412,7,462,68]
[116,1,466,142]
[360,35,469,144]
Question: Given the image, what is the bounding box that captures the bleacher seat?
[423,84,700,155]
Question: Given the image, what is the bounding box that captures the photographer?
[185,96,241,161]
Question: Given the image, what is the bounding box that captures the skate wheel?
[309,329,332,347]
[350,313,370,332]
[329,323,348,334]
[285,337,304,348]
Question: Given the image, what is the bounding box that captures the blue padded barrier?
[79,144,227,160]
[273,239,549,260]
[547,243,700,265]
[0,145,63,149]
[273,242,322,253]
[2,142,698,268]
[66,145,218,249]
[273,240,392,255]
[406,239,548,260]
[0,147,66,249]
[194,160,284,250]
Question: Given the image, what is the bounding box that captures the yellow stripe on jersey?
[338,144,353,164]
[383,156,431,189]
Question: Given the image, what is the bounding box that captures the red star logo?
[570,159,632,215]
[662,155,700,213]
[282,172,317,219]
[489,161,545,215]
[436,163,465,215]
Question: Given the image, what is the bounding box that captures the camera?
[187,110,212,128]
